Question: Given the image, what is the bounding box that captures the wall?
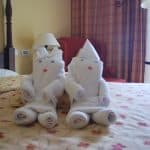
[13,0,71,74]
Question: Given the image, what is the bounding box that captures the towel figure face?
[33,47,65,93]
[70,57,103,84]
[34,53,64,76]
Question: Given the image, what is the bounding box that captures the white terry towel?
[66,111,90,129]
[65,39,116,128]
[14,98,58,128]
[14,47,65,128]
[14,107,37,125]
[92,109,117,126]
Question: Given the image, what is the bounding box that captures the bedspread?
[0,77,150,150]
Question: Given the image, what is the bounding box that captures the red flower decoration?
[144,140,150,145]
[138,122,149,127]
[78,142,90,148]
[91,129,102,135]
[119,114,126,119]
[61,111,67,115]
[112,143,126,150]
[0,132,4,139]
[116,94,122,97]
[26,144,36,150]
[115,121,123,126]
[43,68,48,72]
[47,129,57,134]
[88,66,93,70]
[127,97,133,101]
[120,106,128,109]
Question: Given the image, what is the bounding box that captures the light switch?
[21,49,30,56]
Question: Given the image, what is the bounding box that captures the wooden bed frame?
[0,0,15,70]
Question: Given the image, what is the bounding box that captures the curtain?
[71,0,147,82]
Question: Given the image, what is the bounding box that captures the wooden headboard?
[0,0,15,70]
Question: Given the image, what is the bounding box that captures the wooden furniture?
[0,53,4,68]
[0,0,15,70]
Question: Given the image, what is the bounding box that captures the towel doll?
[65,39,117,129]
[14,47,65,128]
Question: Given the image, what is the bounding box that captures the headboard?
[58,37,86,70]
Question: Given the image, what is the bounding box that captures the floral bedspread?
[0,77,150,150]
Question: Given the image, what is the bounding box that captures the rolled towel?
[21,89,34,104]
[21,75,35,103]
[66,111,90,129]
[38,111,58,129]
[92,109,117,126]
[65,77,85,104]
[14,107,37,125]
[43,78,65,107]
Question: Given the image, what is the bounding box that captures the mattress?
[0,76,150,150]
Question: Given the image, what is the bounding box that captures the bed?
[0,76,150,150]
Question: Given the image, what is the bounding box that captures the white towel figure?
[65,39,117,129]
[14,47,65,128]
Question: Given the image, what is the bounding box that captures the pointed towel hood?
[77,39,100,61]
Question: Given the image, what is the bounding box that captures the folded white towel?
[14,107,37,125]
[66,111,90,129]
[92,109,117,126]
[38,111,58,128]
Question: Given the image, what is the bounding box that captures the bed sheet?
[0,77,150,150]
[0,76,21,94]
